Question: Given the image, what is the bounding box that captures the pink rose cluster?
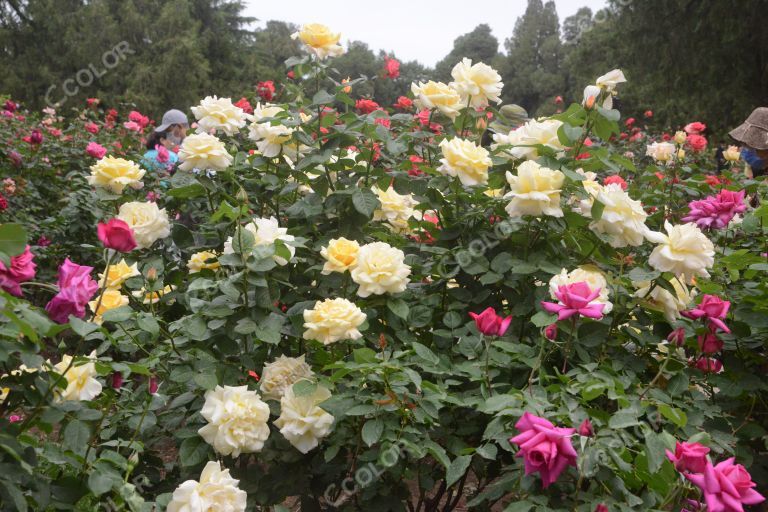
[0,246,36,296]
[667,439,764,512]
[44,259,99,324]
[676,294,731,371]
[682,189,746,230]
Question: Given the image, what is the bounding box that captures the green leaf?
[312,90,336,105]
[351,188,380,217]
[168,183,205,199]
[530,311,557,327]
[387,298,409,320]
[446,455,472,487]
[408,306,432,328]
[63,419,90,456]
[0,224,27,266]
[361,418,384,447]
[101,306,133,323]
[136,314,159,336]
[591,198,605,221]
[412,342,439,365]
[645,431,667,473]
[293,380,318,396]
[658,404,687,428]
[353,347,378,364]
[609,410,641,429]
[179,437,209,467]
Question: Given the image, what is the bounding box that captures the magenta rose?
[469,307,512,336]
[697,333,723,354]
[97,218,137,253]
[685,458,764,512]
[0,246,37,296]
[541,282,605,321]
[666,441,710,473]
[44,258,99,323]
[682,295,730,333]
[577,418,594,437]
[509,412,578,488]
[86,141,107,159]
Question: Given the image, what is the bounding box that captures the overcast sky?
[244,0,607,66]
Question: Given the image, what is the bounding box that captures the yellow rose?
[303,298,366,345]
[723,145,741,162]
[132,285,176,304]
[372,186,418,233]
[645,142,676,163]
[634,278,695,323]
[292,24,345,59]
[51,352,102,402]
[260,355,315,401]
[320,238,359,275]
[493,119,565,160]
[247,104,298,158]
[198,385,271,456]
[589,184,650,248]
[504,160,564,218]
[351,242,411,297]
[88,289,129,324]
[410,81,462,119]
[647,221,715,281]
[674,131,687,144]
[191,96,246,136]
[178,133,233,172]
[117,201,171,250]
[274,384,334,453]
[187,250,220,273]
[88,156,145,194]
[449,58,503,109]
[438,137,492,187]
[98,259,140,289]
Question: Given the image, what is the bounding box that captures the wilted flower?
[260,355,314,401]
[372,185,418,233]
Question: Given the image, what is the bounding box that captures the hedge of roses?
[0,23,767,512]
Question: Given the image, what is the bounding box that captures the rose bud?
[578,418,594,437]
[97,218,137,253]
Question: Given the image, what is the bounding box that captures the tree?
[434,24,500,81]
[562,7,593,45]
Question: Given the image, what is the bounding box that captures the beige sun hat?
[729,107,768,150]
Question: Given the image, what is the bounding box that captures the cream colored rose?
[351,242,411,297]
[116,201,170,250]
[248,104,298,158]
[167,461,247,512]
[191,96,247,136]
[588,184,650,248]
[321,238,359,275]
[260,355,315,401]
[223,216,295,266]
[132,285,176,304]
[51,351,102,402]
[504,160,564,218]
[410,81,462,119]
[449,58,503,109]
[372,185,418,233]
[88,156,145,194]
[88,289,129,324]
[674,131,687,144]
[438,137,491,187]
[98,259,139,289]
[549,265,613,313]
[178,133,233,172]
[198,385,270,457]
[274,384,334,453]
[596,69,626,91]
[303,298,366,345]
[647,221,715,281]
[187,250,220,273]
[493,119,565,160]
[291,23,345,59]
[634,278,695,323]
[724,145,741,162]
[646,141,676,163]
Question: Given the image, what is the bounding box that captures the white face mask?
[166,133,183,145]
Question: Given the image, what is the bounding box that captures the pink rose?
[128,110,150,128]
[509,412,578,488]
[155,144,170,163]
[684,121,706,135]
[595,505,608,512]
[541,282,605,321]
[0,246,36,296]
[685,459,764,512]
[45,259,99,323]
[667,327,686,346]
[692,357,723,374]
[666,441,710,473]
[85,122,100,134]
[603,175,628,190]
[234,97,253,114]
[697,333,723,354]
[544,323,558,341]
[469,307,512,336]
[383,57,400,79]
[123,121,142,132]
[681,295,730,333]
[97,218,137,253]
[355,99,381,114]
[394,96,413,110]
[86,141,107,159]
[577,418,594,437]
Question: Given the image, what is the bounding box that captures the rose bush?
[0,24,766,511]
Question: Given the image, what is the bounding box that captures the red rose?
[383,57,400,79]
[234,97,253,114]
[355,99,381,114]
[644,110,653,118]
[257,81,276,102]
[394,96,413,110]
[97,218,137,252]
[603,175,628,190]
[686,134,707,152]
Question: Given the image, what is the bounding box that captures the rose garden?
[0,17,767,512]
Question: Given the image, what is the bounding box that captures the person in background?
[141,109,188,171]
[729,107,768,178]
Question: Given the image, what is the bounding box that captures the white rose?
[449,58,503,109]
[260,354,315,401]
[247,104,298,158]
[198,385,271,457]
[117,201,170,250]
[223,216,295,265]
[51,351,102,402]
[373,185,417,233]
[647,221,715,281]
[492,119,565,160]
[438,137,492,187]
[410,81,462,119]
[274,384,334,453]
[88,156,145,194]
[191,96,247,136]
[351,242,411,297]
[167,461,247,512]
[582,85,602,109]
[587,184,650,247]
[549,265,613,313]
[504,160,565,218]
[596,69,627,91]
[303,298,366,345]
[645,141,676,163]
[634,278,695,323]
[178,132,233,172]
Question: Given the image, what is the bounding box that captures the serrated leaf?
[361,418,384,447]
[446,455,472,487]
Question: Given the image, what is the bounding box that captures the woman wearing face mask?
[141,109,188,173]
[729,107,768,178]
